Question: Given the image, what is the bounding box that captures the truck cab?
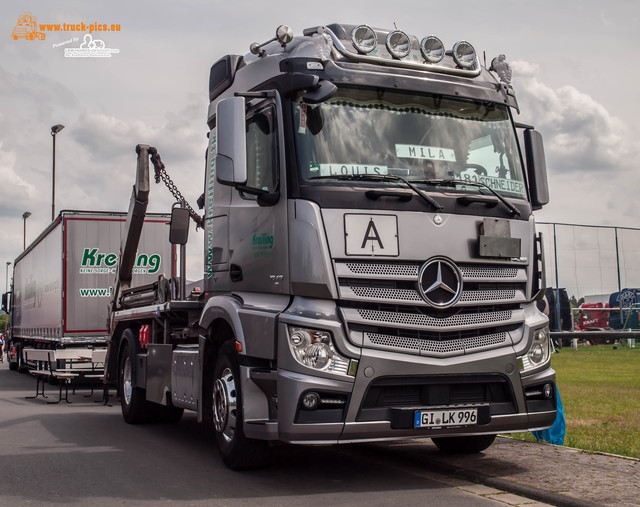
[108,23,555,470]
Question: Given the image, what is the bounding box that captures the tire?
[118,330,156,424]
[432,434,496,454]
[8,350,18,371]
[17,344,28,373]
[212,341,268,470]
[155,403,184,424]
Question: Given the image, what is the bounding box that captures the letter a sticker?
[344,214,399,256]
[361,219,384,250]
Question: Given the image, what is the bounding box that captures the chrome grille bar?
[340,286,525,306]
[342,307,524,331]
[364,330,509,357]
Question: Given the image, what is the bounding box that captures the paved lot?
[1,359,637,506]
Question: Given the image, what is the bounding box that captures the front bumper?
[273,351,556,444]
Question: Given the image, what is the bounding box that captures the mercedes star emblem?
[418,257,463,308]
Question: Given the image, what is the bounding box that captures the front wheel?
[432,434,496,454]
[212,341,268,470]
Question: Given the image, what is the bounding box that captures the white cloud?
[0,143,40,211]
[513,60,636,176]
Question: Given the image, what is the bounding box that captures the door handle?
[230,264,243,282]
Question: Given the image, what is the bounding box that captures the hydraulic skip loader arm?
[110,144,154,313]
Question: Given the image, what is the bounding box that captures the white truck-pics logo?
[79,247,161,274]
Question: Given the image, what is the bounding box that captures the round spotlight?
[452,40,477,69]
[302,392,321,410]
[420,35,445,63]
[276,25,294,46]
[386,30,411,59]
[543,383,554,400]
[351,25,377,54]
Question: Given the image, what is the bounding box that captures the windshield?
[293,88,527,200]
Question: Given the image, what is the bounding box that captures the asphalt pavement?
[1,357,638,506]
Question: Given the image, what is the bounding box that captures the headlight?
[519,326,551,373]
[287,326,353,376]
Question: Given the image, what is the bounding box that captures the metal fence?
[537,222,640,301]
[537,222,640,334]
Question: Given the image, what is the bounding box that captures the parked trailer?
[106,23,557,470]
[3,210,173,371]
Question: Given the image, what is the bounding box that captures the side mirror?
[216,96,247,186]
[523,129,550,209]
[169,206,190,245]
[2,292,10,312]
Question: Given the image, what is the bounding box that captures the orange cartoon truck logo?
[12,12,46,41]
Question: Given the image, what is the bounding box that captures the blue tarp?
[532,389,565,445]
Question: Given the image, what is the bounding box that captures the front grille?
[344,307,521,331]
[336,259,527,357]
[366,330,508,355]
[343,262,419,277]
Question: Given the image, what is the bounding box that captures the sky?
[2,0,640,297]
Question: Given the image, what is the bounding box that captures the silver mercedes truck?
[105,23,555,470]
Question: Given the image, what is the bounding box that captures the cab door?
[226,97,289,295]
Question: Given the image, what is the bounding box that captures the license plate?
[414,408,478,429]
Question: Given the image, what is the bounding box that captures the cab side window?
[243,105,278,199]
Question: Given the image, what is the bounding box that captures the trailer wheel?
[212,341,268,470]
[432,434,496,454]
[8,350,18,371]
[118,331,155,424]
[17,344,28,373]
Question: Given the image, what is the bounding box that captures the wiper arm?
[310,174,443,210]
[413,178,521,217]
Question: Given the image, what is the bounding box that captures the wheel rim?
[213,367,237,443]
[123,355,132,405]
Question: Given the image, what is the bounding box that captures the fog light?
[302,392,320,410]
[543,383,554,399]
[386,30,411,59]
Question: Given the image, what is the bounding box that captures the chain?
[149,149,204,229]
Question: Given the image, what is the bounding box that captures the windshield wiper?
[412,178,521,217]
[310,174,443,210]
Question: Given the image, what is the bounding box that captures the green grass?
[507,344,640,458]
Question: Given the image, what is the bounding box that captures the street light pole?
[51,124,65,222]
[22,211,32,250]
